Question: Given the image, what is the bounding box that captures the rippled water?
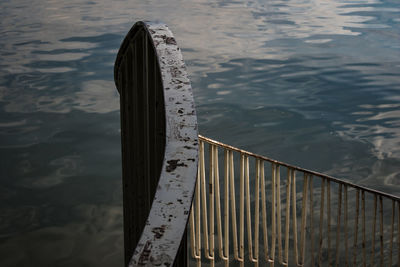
[0,0,399,265]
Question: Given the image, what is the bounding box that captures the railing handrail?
[199,135,400,202]
[114,21,198,266]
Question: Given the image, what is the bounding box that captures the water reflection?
[251,0,380,37]
[196,54,400,193]
[340,104,400,160]
[0,204,123,266]
[20,154,82,188]
[0,0,399,265]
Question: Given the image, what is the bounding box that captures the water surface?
[0,0,399,265]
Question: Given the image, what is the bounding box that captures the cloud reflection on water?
[0,0,399,266]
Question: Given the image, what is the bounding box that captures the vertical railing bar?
[260,160,269,261]
[362,191,366,267]
[200,140,208,255]
[215,146,222,257]
[335,184,342,266]
[136,33,149,214]
[189,167,201,261]
[327,180,331,267]
[283,168,292,266]
[254,158,260,264]
[200,141,213,260]
[190,201,201,263]
[245,156,254,261]
[344,185,348,267]
[277,164,282,264]
[209,144,215,266]
[150,33,159,197]
[353,189,360,266]
[189,203,195,257]
[143,34,151,205]
[224,149,230,265]
[230,151,241,262]
[389,200,394,267]
[239,154,245,266]
[121,53,131,257]
[299,173,309,266]
[397,201,399,267]
[379,196,383,267]
[189,202,198,260]
[309,175,314,267]
[370,194,377,267]
[196,161,201,264]
[214,146,222,259]
[145,35,154,198]
[269,163,277,266]
[318,178,325,266]
[215,146,229,261]
[148,34,157,196]
[292,169,298,265]
[125,44,137,263]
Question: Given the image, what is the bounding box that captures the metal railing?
[189,135,400,266]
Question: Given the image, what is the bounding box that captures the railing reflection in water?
[189,135,400,267]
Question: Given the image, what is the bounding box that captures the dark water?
[0,0,399,265]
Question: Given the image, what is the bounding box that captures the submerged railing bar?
[198,135,400,202]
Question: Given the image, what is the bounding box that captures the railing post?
[114,21,198,266]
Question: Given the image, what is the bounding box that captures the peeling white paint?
[123,21,198,267]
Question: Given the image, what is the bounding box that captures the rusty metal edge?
[116,21,199,267]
